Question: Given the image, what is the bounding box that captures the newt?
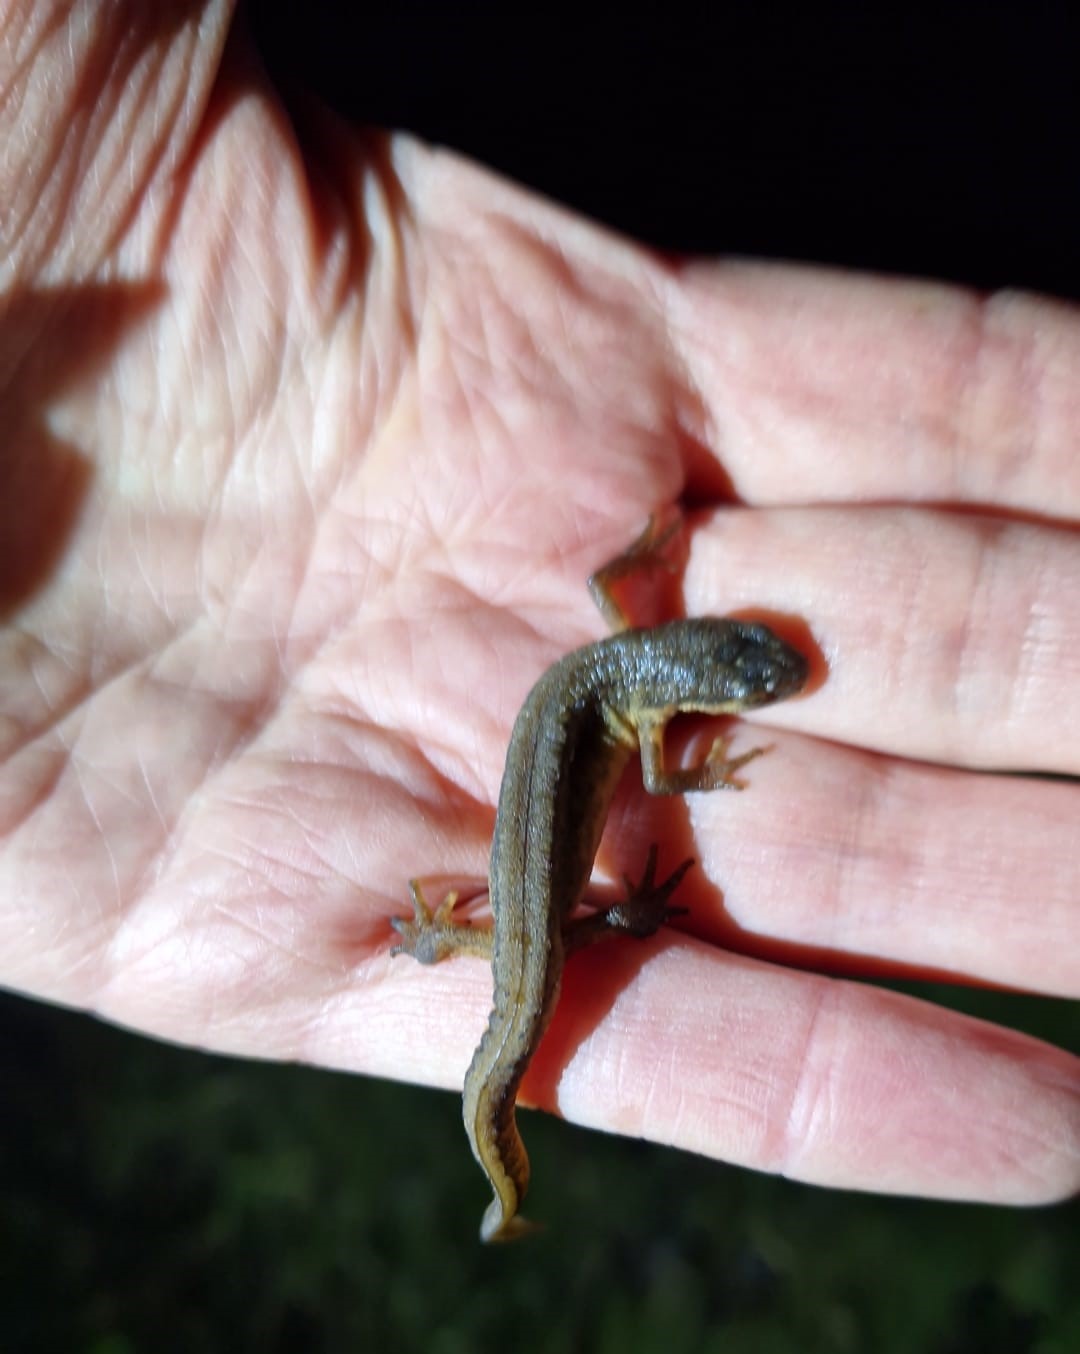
[391,520,808,1240]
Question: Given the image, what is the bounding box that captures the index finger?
[669,264,1080,519]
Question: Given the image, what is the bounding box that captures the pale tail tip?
[479,1202,544,1244]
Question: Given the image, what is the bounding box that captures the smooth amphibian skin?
[391,531,808,1241]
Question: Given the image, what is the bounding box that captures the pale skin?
[1,1,1077,1212]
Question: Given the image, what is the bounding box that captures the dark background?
[4,5,1079,1351]
[253,4,1080,295]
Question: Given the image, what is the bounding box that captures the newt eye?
[720,626,808,704]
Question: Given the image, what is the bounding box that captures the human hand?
[1,4,1075,1206]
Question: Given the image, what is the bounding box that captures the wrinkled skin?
[1,1,1077,1207]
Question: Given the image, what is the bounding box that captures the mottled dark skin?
[392,527,808,1241]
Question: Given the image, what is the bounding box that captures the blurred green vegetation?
[2,984,1076,1354]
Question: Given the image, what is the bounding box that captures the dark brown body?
[464,619,808,1240]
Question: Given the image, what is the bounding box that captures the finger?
[670,264,1080,519]
[686,505,1080,774]
[685,729,1079,998]
[542,939,1080,1206]
[347,912,1077,1203]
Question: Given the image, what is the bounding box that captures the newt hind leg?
[390,879,494,965]
[564,845,691,955]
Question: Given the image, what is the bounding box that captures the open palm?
[2,4,1076,1208]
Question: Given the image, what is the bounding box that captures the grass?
[2,983,1076,1353]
